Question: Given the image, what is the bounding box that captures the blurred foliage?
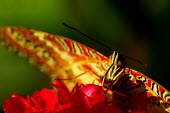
[0,0,169,112]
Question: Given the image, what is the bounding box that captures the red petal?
[72,89,90,107]
[26,96,38,112]
[51,80,71,103]
[80,84,105,105]
[72,84,105,108]
[54,103,72,113]
[3,97,28,113]
[71,83,84,95]
[31,88,59,112]
[12,93,27,100]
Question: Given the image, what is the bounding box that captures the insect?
[0,26,169,113]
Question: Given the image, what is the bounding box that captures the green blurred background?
[0,0,169,112]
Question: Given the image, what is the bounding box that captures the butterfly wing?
[0,26,110,89]
[128,68,170,104]
[129,68,170,112]
[112,68,170,113]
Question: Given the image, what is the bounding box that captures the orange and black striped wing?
[0,26,110,89]
[130,68,170,112]
[113,68,170,113]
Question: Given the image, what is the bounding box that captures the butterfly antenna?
[124,55,147,66]
[62,22,147,67]
[61,22,114,52]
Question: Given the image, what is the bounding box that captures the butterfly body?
[0,26,169,112]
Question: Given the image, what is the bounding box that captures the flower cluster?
[3,80,147,113]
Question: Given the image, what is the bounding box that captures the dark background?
[0,0,169,112]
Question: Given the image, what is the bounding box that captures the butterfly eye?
[117,61,122,67]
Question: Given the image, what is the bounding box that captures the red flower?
[4,80,123,113]
[52,80,123,113]
[4,89,61,113]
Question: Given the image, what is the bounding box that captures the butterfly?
[0,26,169,113]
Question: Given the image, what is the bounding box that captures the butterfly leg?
[56,71,89,80]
